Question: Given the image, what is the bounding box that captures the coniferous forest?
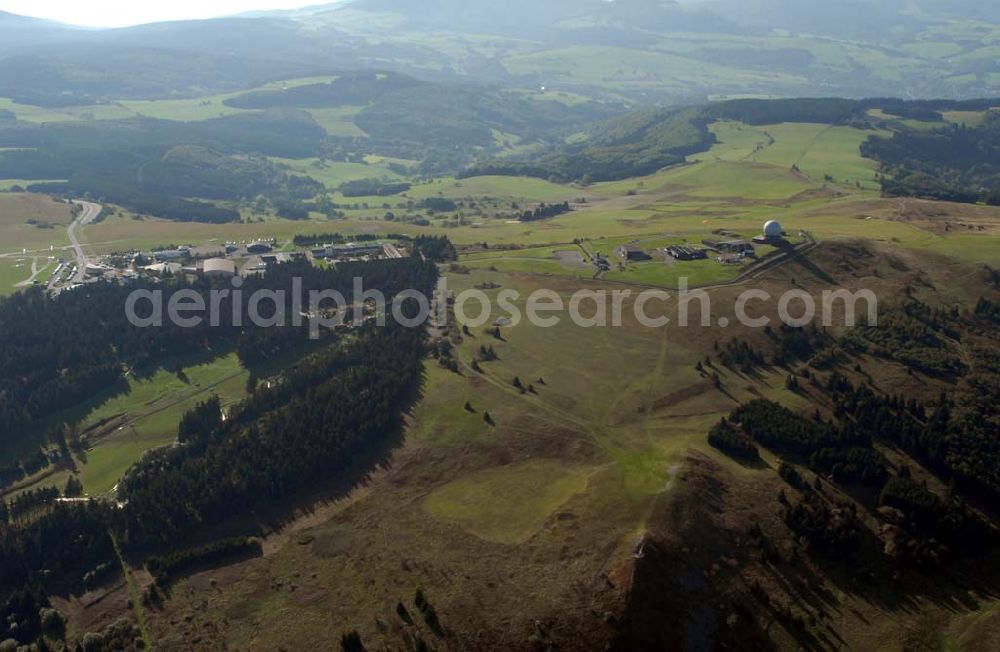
[0,257,437,467]
[0,256,438,644]
[861,110,1000,205]
[712,300,1000,568]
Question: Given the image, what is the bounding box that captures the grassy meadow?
[425,460,597,544]
[3,353,248,499]
[0,260,27,295]
[76,353,249,495]
[0,75,345,124]
[2,94,992,651]
[0,193,74,292]
[68,112,999,279]
[138,257,855,648]
[4,110,999,516]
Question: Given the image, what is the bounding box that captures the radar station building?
[753,220,786,244]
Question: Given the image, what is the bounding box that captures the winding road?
[66,200,102,284]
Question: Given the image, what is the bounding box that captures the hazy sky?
[0,1,327,27]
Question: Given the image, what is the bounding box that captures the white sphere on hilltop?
[763,220,783,238]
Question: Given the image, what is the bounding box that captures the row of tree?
[519,201,571,222]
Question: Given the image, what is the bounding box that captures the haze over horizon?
[0,0,331,27]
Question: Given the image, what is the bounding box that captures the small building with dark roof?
[616,245,652,261]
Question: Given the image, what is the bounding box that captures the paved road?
[13,256,44,288]
[66,201,102,284]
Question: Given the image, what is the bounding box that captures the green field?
[407,175,576,202]
[0,98,138,123]
[502,45,803,95]
[432,270,801,493]
[745,123,882,190]
[2,10,1000,649]
[75,353,248,495]
[273,157,406,189]
[72,114,997,277]
[460,235,783,289]
[122,77,346,121]
[9,109,1000,502]
[38,109,997,652]
[0,75,347,124]
[0,194,74,293]
[0,259,26,295]
[120,94,248,121]
[304,106,369,137]
[0,179,67,191]
[942,109,994,128]
[5,353,249,499]
[0,192,73,247]
[81,212,347,255]
[603,256,740,288]
[463,245,595,279]
[425,459,596,544]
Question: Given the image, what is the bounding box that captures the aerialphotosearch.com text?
[125,275,878,338]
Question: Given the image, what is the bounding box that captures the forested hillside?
[465,97,1000,184]
[0,256,439,475]
[2,94,998,216]
[0,73,620,217]
[0,0,997,105]
[0,318,430,643]
[0,110,327,221]
[0,257,437,650]
[223,70,423,109]
[862,110,1000,204]
[228,70,623,160]
[463,106,714,182]
[703,297,1000,571]
[0,2,997,650]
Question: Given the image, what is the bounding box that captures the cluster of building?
[41,234,412,297]
[612,221,788,269]
[701,239,756,257]
[149,241,273,263]
[133,240,278,279]
[664,245,707,261]
[244,252,307,276]
[702,221,787,263]
[128,238,397,281]
[310,242,385,260]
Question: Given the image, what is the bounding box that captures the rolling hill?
[0,0,997,105]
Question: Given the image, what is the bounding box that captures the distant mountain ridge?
[340,0,738,37]
[0,0,996,105]
[0,9,87,56]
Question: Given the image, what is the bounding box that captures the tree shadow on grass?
[11,375,132,466]
[128,366,430,559]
